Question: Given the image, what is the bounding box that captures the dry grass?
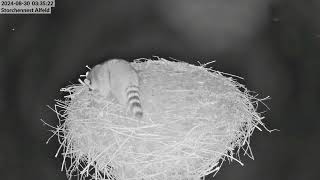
[48,58,267,180]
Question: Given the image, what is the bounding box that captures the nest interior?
[51,58,264,180]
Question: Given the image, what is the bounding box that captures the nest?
[49,58,266,180]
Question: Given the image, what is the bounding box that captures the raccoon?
[84,59,143,119]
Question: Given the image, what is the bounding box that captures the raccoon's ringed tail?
[126,85,143,119]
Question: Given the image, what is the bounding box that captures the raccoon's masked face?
[85,64,102,91]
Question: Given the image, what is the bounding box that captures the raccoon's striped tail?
[126,85,143,119]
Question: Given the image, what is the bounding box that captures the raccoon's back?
[107,59,143,118]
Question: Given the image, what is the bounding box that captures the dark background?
[1,0,319,179]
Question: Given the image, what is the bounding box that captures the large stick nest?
[49,58,266,180]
